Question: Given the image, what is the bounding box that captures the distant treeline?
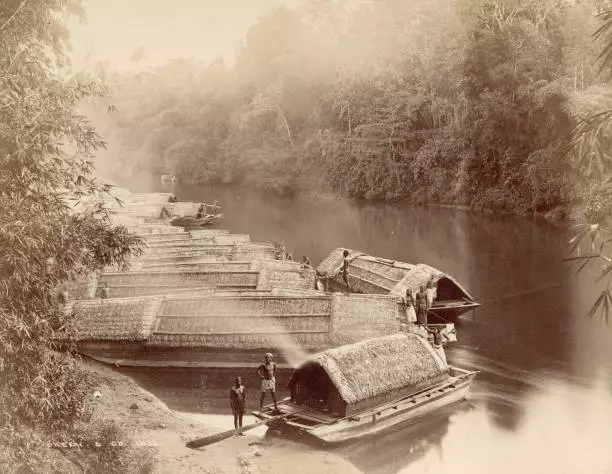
[87,0,612,217]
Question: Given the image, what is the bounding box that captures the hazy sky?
[67,0,299,70]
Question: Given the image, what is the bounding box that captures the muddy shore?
[76,359,362,474]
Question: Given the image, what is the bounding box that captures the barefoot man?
[257,352,279,413]
[340,249,351,294]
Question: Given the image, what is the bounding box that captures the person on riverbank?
[340,249,351,294]
[229,377,246,434]
[404,288,417,324]
[415,285,428,326]
[257,353,279,413]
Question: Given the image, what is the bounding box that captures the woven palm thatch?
[317,249,475,303]
[141,232,190,242]
[296,333,448,406]
[143,233,250,248]
[388,264,444,297]
[316,248,364,277]
[166,202,201,217]
[65,297,162,341]
[189,229,230,237]
[96,271,259,297]
[140,261,253,272]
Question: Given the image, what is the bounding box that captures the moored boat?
[316,249,480,321]
[253,333,478,444]
[170,214,223,228]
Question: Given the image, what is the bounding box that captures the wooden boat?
[317,249,480,321]
[61,290,406,367]
[170,214,223,228]
[253,333,478,444]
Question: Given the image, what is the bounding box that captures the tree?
[0,0,141,468]
[565,6,612,322]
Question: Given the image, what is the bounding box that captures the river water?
[122,180,612,473]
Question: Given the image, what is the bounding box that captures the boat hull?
[170,215,223,228]
[312,375,473,443]
[255,368,477,444]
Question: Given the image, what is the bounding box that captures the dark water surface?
[120,180,612,473]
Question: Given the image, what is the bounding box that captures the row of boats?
[64,188,481,444]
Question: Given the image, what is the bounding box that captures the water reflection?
[339,403,465,474]
[394,380,612,474]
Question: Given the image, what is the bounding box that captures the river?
[121,180,612,473]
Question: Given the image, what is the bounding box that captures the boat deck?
[257,400,339,425]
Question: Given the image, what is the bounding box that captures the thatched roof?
[64,297,162,341]
[316,248,364,277]
[316,249,474,300]
[165,202,200,217]
[189,229,230,237]
[296,333,448,405]
[388,264,444,297]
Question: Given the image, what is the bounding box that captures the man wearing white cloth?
[257,352,279,413]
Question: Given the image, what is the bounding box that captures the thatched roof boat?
[254,333,478,443]
[316,248,479,321]
[92,264,316,298]
[62,291,402,366]
[135,242,277,262]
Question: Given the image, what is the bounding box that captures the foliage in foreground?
[0,0,142,471]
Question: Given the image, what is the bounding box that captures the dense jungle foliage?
[0,0,144,471]
[88,0,612,216]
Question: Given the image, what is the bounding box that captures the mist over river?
[116,179,612,474]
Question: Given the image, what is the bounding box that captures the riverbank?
[65,359,362,474]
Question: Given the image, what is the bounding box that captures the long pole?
[185,413,287,449]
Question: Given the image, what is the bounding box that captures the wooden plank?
[186,415,285,449]
[151,329,330,335]
[284,420,317,430]
[159,313,331,318]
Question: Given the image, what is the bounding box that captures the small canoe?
[170,214,223,228]
[252,333,478,444]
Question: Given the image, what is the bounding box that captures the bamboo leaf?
[587,291,606,319]
[603,291,610,322]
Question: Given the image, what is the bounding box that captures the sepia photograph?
[1,0,612,472]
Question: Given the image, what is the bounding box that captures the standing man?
[415,285,429,327]
[341,249,351,294]
[229,377,246,434]
[404,288,417,324]
[257,353,279,413]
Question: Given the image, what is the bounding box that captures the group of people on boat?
[404,278,437,327]
[228,352,280,433]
